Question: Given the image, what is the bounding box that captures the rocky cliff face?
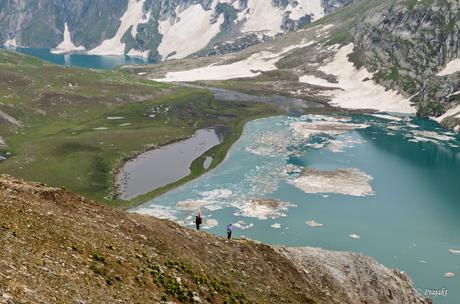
[0,0,351,61]
[0,174,429,303]
[352,0,460,122]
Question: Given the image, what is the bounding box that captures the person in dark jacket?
[226,223,233,240]
[195,212,203,230]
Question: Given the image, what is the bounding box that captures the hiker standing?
[226,223,233,240]
[195,212,203,230]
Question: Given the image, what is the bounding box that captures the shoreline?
[111,103,413,210]
[111,111,282,210]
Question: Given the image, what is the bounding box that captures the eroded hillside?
[0,175,429,303]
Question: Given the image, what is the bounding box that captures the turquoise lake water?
[135,114,460,303]
[1,47,147,69]
[7,48,459,302]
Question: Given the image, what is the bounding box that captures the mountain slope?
[124,0,459,129]
[0,0,351,61]
[0,174,429,303]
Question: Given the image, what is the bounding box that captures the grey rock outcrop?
[352,0,459,118]
[277,246,431,304]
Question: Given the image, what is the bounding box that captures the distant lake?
[1,47,148,69]
[117,127,227,200]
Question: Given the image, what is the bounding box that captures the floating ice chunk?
[325,136,363,153]
[411,130,455,142]
[444,272,455,278]
[234,220,254,230]
[271,223,281,229]
[288,168,374,197]
[176,200,210,211]
[370,114,403,121]
[419,260,427,264]
[133,205,176,220]
[305,220,323,227]
[349,234,361,240]
[200,189,233,200]
[236,198,291,220]
[202,218,218,229]
[449,249,460,255]
[290,120,369,140]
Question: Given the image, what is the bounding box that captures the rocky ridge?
[0,174,429,303]
[0,0,351,61]
[352,0,460,126]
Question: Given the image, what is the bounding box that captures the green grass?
[0,50,279,207]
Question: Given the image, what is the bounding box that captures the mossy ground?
[0,50,279,207]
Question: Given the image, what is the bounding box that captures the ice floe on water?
[444,272,455,278]
[245,131,293,157]
[325,136,364,153]
[305,220,324,227]
[410,130,455,142]
[369,114,403,121]
[234,220,254,230]
[176,200,210,211]
[175,189,233,212]
[202,218,218,229]
[290,120,369,140]
[288,168,374,196]
[235,198,293,220]
[271,223,282,229]
[133,205,177,220]
[449,249,460,255]
[349,234,361,240]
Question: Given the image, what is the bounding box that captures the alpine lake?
[13,48,460,303]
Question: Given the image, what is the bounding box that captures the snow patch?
[287,0,324,21]
[88,0,149,56]
[437,59,460,76]
[4,38,17,47]
[155,40,314,82]
[315,43,415,114]
[240,0,324,36]
[299,74,336,87]
[51,23,86,54]
[434,104,460,123]
[127,48,150,59]
[158,2,224,60]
